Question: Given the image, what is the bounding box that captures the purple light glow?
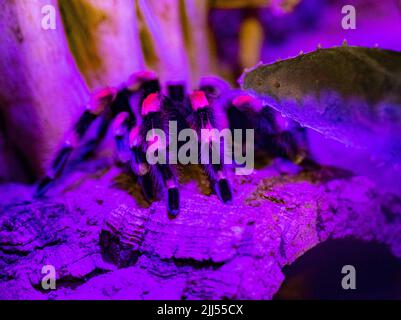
[1,0,401,301]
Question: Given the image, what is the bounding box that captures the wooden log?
[59,0,145,89]
[0,162,400,299]
[0,0,89,176]
[181,0,215,85]
[137,0,191,85]
[239,15,264,70]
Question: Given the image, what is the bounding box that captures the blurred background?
[212,0,401,79]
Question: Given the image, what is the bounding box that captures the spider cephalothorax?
[35,71,309,216]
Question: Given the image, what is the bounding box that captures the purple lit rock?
[0,159,400,299]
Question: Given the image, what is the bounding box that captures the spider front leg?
[112,110,150,198]
[140,93,180,216]
[111,71,162,201]
[126,125,154,202]
[112,111,133,165]
[82,71,160,163]
[189,91,233,204]
[256,105,310,165]
[199,76,231,104]
[35,88,117,197]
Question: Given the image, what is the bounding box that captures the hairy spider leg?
[111,75,161,200]
[189,91,232,204]
[79,85,143,161]
[79,113,112,160]
[35,71,162,199]
[228,95,281,154]
[111,75,161,202]
[127,125,154,202]
[34,87,117,198]
[112,111,133,164]
[199,76,231,103]
[164,83,192,149]
[122,74,162,202]
[228,94,305,163]
[82,73,162,161]
[228,94,262,142]
[141,93,180,216]
[258,106,305,164]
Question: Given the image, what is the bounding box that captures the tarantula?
[34,71,308,216]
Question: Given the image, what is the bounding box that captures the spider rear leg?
[257,105,309,164]
[79,114,111,160]
[112,110,154,202]
[257,108,318,168]
[227,94,309,164]
[34,111,96,197]
[34,88,117,198]
[127,125,155,202]
[35,139,75,197]
[199,76,231,103]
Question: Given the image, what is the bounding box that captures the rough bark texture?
[137,0,191,85]
[59,0,144,89]
[0,158,400,300]
[181,0,215,85]
[0,0,89,176]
